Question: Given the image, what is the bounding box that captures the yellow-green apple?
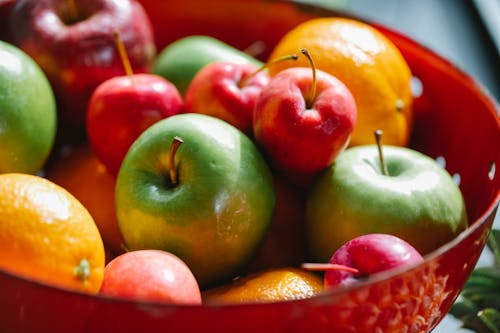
[152,35,263,96]
[100,249,202,305]
[305,143,469,262]
[184,61,270,136]
[0,40,56,174]
[303,233,424,288]
[115,113,276,287]
[86,73,183,176]
[253,49,357,179]
[9,0,156,127]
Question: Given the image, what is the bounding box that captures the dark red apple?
[304,233,424,289]
[184,61,270,136]
[0,0,15,42]
[253,49,357,175]
[100,249,202,305]
[9,0,156,127]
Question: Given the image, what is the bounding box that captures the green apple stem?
[301,48,317,109]
[238,53,298,88]
[168,136,183,186]
[113,30,135,84]
[374,129,389,176]
[301,263,360,275]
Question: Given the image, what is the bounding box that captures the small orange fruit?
[46,144,124,256]
[0,173,105,293]
[268,17,413,147]
[202,267,323,305]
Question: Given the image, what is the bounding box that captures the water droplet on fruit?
[411,76,423,98]
[452,173,461,186]
[435,156,446,168]
[488,161,496,180]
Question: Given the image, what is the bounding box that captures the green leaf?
[488,229,500,267]
[477,308,500,333]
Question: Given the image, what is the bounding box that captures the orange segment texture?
[0,173,105,293]
[268,17,413,147]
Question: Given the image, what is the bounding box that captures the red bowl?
[1,1,499,332]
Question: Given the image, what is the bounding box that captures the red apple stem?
[301,48,317,109]
[301,263,360,275]
[168,136,183,186]
[374,130,389,176]
[67,0,79,22]
[113,30,135,83]
[238,53,298,88]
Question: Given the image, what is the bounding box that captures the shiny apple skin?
[184,62,270,136]
[306,145,469,262]
[100,250,202,305]
[325,233,424,288]
[9,0,156,126]
[86,73,183,176]
[253,67,357,174]
[115,113,276,288]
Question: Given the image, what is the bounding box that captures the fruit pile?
[0,0,469,306]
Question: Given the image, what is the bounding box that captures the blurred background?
[301,0,499,331]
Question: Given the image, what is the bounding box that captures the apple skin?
[324,234,424,289]
[86,73,183,176]
[0,0,15,42]
[152,35,263,96]
[306,145,469,262]
[253,67,357,174]
[115,113,276,288]
[100,249,202,305]
[184,62,270,136]
[0,40,57,174]
[9,0,156,126]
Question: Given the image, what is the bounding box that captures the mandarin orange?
[0,173,105,293]
[268,17,414,147]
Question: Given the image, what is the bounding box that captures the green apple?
[152,35,262,96]
[305,144,468,262]
[115,113,275,287]
[0,41,57,174]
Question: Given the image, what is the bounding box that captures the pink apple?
[306,234,424,289]
[86,73,183,176]
[184,61,270,136]
[100,249,202,305]
[9,0,156,127]
[253,51,357,175]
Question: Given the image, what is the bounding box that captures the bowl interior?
[1,1,499,332]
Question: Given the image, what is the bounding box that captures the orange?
[268,17,413,147]
[0,173,105,293]
[46,144,125,256]
[202,267,323,304]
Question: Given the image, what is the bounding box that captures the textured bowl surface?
[1,1,499,332]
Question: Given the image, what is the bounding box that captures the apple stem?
[301,263,360,275]
[301,48,317,109]
[113,30,135,84]
[238,53,298,88]
[374,130,389,176]
[67,0,79,23]
[168,136,183,186]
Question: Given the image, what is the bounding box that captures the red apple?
[0,0,15,42]
[86,73,183,176]
[184,61,270,136]
[100,249,202,305]
[9,0,156,127]
[304,234,424,289]
[253,49,357,175]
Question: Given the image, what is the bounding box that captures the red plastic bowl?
[1,1,499,332]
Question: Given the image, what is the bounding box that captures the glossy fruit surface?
[100,250,202,305]
[86,73,183,176]
[202,267,323,305]
[46,144,124,256]
[0,173,105,294]
[267,17,414,147]
[0,40,56,174]
[0,1,498,333]
[153,35,262,95]
[306,145,469,261]
[115,113,275,287]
